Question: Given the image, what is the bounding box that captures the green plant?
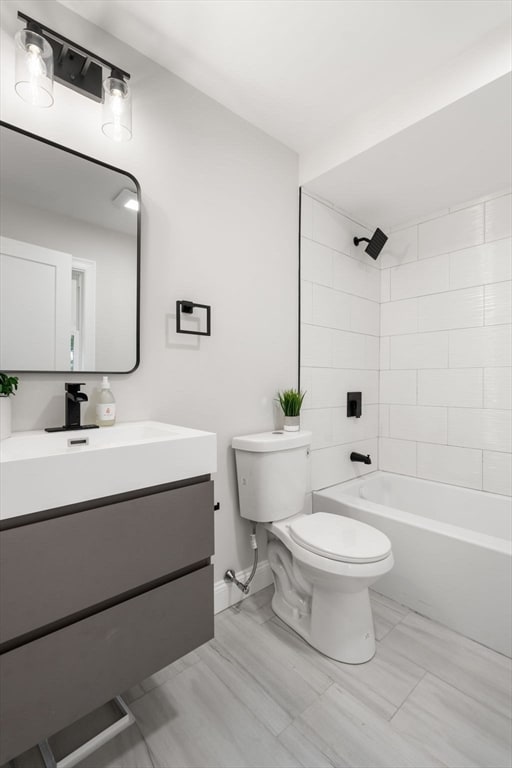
[277,388,306,417]
[0,373,19,397]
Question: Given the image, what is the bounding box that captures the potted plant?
[0,373,19,441]
[277,388,306,432]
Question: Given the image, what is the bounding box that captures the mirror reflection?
[0,123,139,372]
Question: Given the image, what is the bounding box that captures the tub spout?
[350,451,371,464]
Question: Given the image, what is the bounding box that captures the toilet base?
[266,534,392,664]
[272,585,376,664]
[310,585,376,664]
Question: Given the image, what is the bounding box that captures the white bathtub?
[314,471,512,657]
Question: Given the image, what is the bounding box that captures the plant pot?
[283,415,300,432]
[0,395,12,440]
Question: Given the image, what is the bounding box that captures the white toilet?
[232,429,394,664]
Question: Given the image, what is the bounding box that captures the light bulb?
[26,43,47,105]
[102,75,132,142]
[15,28,53,107]
[27,43,45,76]
[110,89,125,141]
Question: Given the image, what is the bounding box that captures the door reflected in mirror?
[0,122,140,373]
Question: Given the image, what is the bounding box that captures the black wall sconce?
[176,301,211,336]
[14,11,132,141]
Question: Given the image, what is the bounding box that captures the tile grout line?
[133,720,156,768]
[301,234,382,272]
[390,608,414,631]
[304,278,382,307]
[382,608,512,696]
[388,668,429,722]
[424,668,512,722]
[303,188,511,231]
[302,320,381,338]
[302,228,511,268]
[204,617,336,741]
[276,681,338,737]
[200,644,299,743]
[304,323,381,339]
[276,710,338,768]
[371,434,510,454]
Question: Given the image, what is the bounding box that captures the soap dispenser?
[96,376,116,426]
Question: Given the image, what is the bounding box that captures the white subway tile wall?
[449,325,512,368]
[332,251,380,301]
[380,268,391,302]
[417,443,483,490]
[483,451,512,496]
[300,194,378,489]
[449,239,511,289]
[417,369,483,408]
[301,238,333,286]
[389,405,448,444]
[379,437,417,476]
[300,280,313,324]
[379,404,390,438]
[484,282,512,326]
[447,409,512,453]
[379,192,512,493]
[390,332,449,370]
[311,439,378,490]
[418,205,484,259]
[380,370,417,405]
[484,368,512,410]
[300,193,314,240]
[311,368,379,407]
[381,298,418,336]
[485,194,512,242]
[380,336,390,370]
[418,286,484,332]
[390,255,449,300]
[379,225,417,269]
[302,191,511,494]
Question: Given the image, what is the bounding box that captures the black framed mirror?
[0,121,140,373]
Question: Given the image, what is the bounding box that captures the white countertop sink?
[0,421,217,521]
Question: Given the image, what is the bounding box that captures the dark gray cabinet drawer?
[0,565,213,765]
[0,480,213,644]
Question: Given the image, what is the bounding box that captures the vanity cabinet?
[0,475,214,765]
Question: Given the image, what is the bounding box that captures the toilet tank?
[232,430,312,522]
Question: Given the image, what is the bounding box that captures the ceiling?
[56,0,511,228]
[305,72,512,229]
[60,0,511,154]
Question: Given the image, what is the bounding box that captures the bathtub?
[314,471,512,657]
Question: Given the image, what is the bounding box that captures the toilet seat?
[289,512,391,564]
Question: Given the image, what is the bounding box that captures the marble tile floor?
[7,586,512,768]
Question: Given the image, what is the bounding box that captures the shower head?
[353,228,388,260]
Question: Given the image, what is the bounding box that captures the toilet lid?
[289,513,392,563]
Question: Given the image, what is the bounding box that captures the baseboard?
[214,559,273,614]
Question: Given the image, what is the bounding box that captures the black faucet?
[65,383,88,429]
[45,383,99,432]
[350,452,372,465]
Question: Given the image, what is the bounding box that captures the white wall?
[0,1,299,586]
[0,196,137,371]
[379,191,512,495]
[300,192,379,489]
